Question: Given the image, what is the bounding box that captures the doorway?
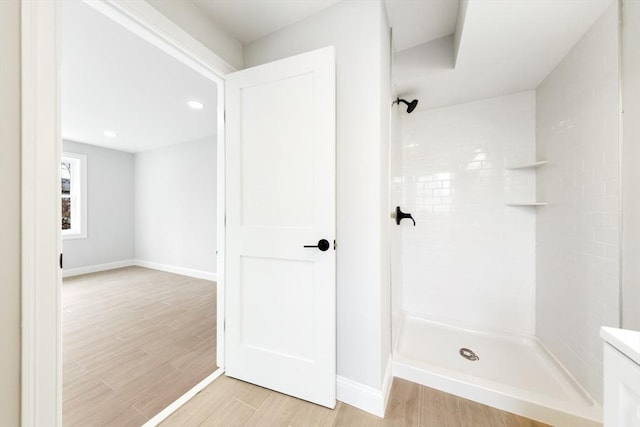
[60,1,221,425]
[60,2,222,426]
[20,1,227,425]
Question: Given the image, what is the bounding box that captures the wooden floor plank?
[482,404,511,426]
[500,410,552,427]
[217,376,273,410]
[384,378,420,427]
[332,402,389,427]
[161,376,269,427]
[162,375,551,427]
[160,385,236,426]
[420,385,462,427]
[244,391,339,427]
[458,398,494,427]
[132,363,201,418]
[102,407,148,427]
[63,266,217,426]
[198,397,257,427]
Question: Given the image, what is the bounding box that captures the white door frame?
[20,1,230,425]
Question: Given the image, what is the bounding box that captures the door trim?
[20,1,231,425]
[21,2,63,425]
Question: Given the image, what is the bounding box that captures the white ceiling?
[63,0,615,148]
[194,0,459,51]
[385,0,460,52]
[62,1,217,153]
[193,0,342,45]
[394,0,614,110]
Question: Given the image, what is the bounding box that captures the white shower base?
[393,315,602,426]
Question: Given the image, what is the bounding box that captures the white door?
[225,46,336,408]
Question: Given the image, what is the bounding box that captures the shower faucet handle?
[395,206,416,226]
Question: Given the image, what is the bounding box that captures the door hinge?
[333,240,336,250]
[59,253,63,269]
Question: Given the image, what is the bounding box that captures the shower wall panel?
[536,3,619,405]
[621,0,640,331]
[400,91,537,336]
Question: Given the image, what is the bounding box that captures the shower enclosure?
[389,1,628,425]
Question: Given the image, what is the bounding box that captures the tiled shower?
[400,91,536,336]
[390,3,625,425]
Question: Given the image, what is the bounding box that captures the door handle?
[304,239,330,251]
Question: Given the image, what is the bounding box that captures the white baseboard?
[337,362,393,418]
[134,259,217,281]
[62,259,217,282]
[62,259,135,277]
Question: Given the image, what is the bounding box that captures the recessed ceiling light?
[188,100,204,110]
[104,131,118,138]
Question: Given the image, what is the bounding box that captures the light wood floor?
[162,375,550,427]
[63,266,217,426]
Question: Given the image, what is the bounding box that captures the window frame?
[61,152,87,239]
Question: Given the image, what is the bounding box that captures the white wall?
[621,0,640,331]
[536,3,619,404]
[0,0,21,424]
[135,137,217,276]
[146,0,243,70]
[244,0,391,396]
[63,137,217,277]
[400,91,537,335]
[63,141,135,270]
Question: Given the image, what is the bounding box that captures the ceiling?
[385,0,460,52]
[62,1,217,153]
[63,0,615,148]
[193,0,342,45]
[193,0,458,51]
[394,0,614,110]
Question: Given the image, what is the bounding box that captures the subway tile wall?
[400,91,537,336]
[536,4,619,405]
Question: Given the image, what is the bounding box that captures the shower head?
[393,97,419,113]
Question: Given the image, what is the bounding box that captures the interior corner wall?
[244,0,389,393]
[535,3,619,404]
[621,0,640,331]
[134,137,217,276]
[0,0,21,424]
[145,0,243,70]
[379,5,392,384]
[62,141,135,269]
[390,96,404,341]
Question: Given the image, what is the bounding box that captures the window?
[61,152,87,239]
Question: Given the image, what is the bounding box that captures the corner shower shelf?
[505,202,548,206]
[505,160,548,170]
[504,160,547,207]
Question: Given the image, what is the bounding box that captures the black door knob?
[304,239,330,251]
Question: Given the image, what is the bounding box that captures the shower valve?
[394,206,415,226]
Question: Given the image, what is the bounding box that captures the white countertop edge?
[600,326,640,365]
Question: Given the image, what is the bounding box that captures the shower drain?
[459,347,479,361]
